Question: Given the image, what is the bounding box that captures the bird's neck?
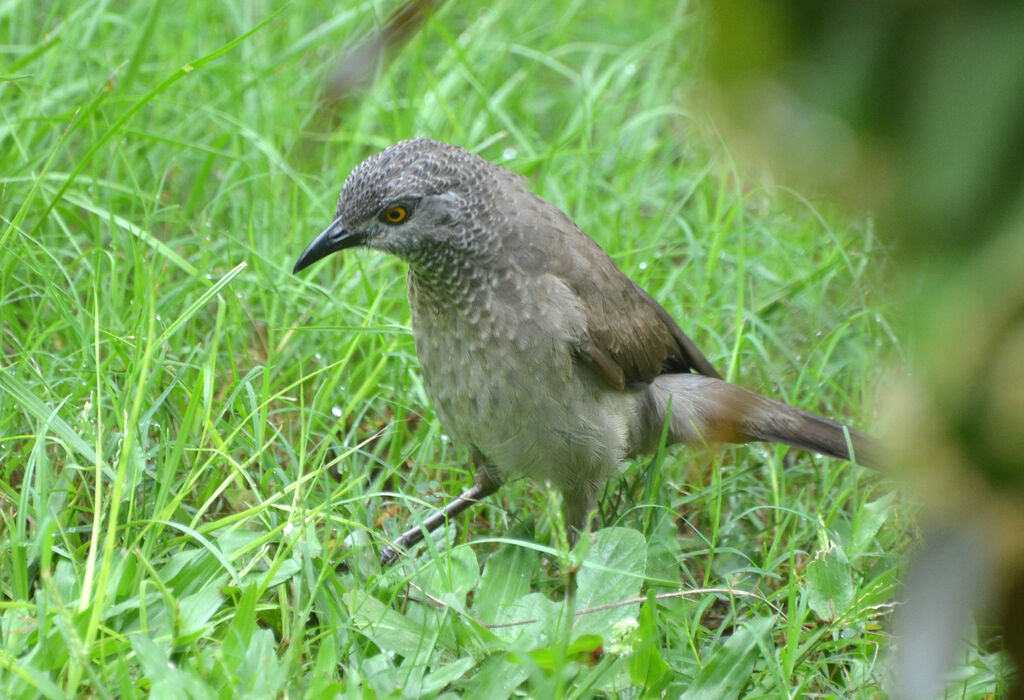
[408,259,483,307]
[406,246,511,317]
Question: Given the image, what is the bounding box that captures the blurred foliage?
[703,2,1024,697]
[703,1,1024,257]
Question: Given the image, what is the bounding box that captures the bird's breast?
[406,274,631,489]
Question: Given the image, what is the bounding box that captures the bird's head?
[293,138,521,273]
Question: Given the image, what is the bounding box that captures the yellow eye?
[382,205,408,224]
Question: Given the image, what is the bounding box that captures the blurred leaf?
[574,528,647,638]
[681,616,773,700]
[308,633,344,698]
[892,528,992,700]
[254,558,301,590]
[849,492,896,558]
[473,543,536,623]
[491,592,559,646]
[130,635,176,694]
[628,597,671,695]
[220,584,259,671]
[345,589,430,659]
[527,634,604,669]
[806,541,854,621]
[235,628,288,697]
[415,544,479,608]
[0,651,65,700]
[421,656,477,696]
[463,654,530,700]
[176,585,225,642]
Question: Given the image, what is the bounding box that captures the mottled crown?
[334,138,526,225]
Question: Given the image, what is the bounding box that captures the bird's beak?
[292,217,364,273]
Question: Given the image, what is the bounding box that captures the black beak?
[292,217,364,273]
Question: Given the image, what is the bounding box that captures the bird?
[293,138,877,565]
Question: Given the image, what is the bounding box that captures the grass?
[0,0,1010,697]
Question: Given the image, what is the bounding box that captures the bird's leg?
[380,462,503,566]
[563,480,602,548]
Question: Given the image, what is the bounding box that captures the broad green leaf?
[220,584,259,669]
[235,627,287,697]
[492,592,560,645]
[131,635,189,700]
[527,633,604,668]
[806,541,855,621]
[474,543,536,623]
[849,492,896,558]
[416,544,479,608]
[574,527,647,638]
[308,633,344,698]
[463,654,530,700]
[420,656,477,696]
[628,596,671,694]
[681,616,773,700]
[345,589,430,659]
[177,585,225,641]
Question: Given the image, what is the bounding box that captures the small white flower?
[607,618,639,655]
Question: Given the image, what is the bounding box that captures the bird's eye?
[381,206,408,224]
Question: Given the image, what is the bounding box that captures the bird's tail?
[636,373,878,467]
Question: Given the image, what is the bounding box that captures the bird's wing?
[515,194,722,389]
